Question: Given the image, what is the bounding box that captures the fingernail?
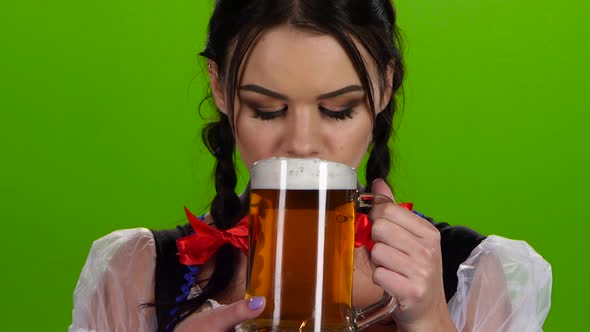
[248,296,265,310]
[372,178,383,184]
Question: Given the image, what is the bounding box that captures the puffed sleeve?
[448,235,552,332]
[69,228,158,332]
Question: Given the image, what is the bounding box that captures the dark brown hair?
[160,0,405,330]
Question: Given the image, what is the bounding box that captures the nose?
[281,106,321,158]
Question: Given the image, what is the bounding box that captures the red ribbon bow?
[177,203,414,266]
[177,207,250,266]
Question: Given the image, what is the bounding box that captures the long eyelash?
[251,106,288,120]
[319,106,356,120]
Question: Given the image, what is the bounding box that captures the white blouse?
[69,228,552,332]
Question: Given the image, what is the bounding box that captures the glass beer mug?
[243,158,397,331]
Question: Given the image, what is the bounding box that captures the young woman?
[69,1,552,331]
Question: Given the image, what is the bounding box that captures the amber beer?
[245,158,359,331]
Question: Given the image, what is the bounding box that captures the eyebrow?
[318,85,363,100]
[239,84,364,101]
[239,85,287,100]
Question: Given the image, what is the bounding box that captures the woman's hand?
[369,179,456,332]
[175,296,265,332]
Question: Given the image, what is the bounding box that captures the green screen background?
[1,0,588,330]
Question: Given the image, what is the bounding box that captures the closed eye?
[319,105,356,120]
[251,105,288,120]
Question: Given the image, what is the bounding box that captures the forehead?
[240,25,363,98]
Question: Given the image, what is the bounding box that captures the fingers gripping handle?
[354,192,399,330]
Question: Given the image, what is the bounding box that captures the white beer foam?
[250,158,357,190]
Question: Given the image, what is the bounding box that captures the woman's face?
[210,25,391,169]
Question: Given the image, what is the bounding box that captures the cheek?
[327,115,373,168]
[234,114,280,168]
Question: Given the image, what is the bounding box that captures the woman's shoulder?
[421,215,486,255]
[420,213,485,242]
[85,222,194,275]
[77,227,157,291]
[71,228,158,331]
[89,227,156,259]
[419,214,487,302]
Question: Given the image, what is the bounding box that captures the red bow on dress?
[177,203,415,266]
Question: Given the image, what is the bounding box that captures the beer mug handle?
[353,193,399,330]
